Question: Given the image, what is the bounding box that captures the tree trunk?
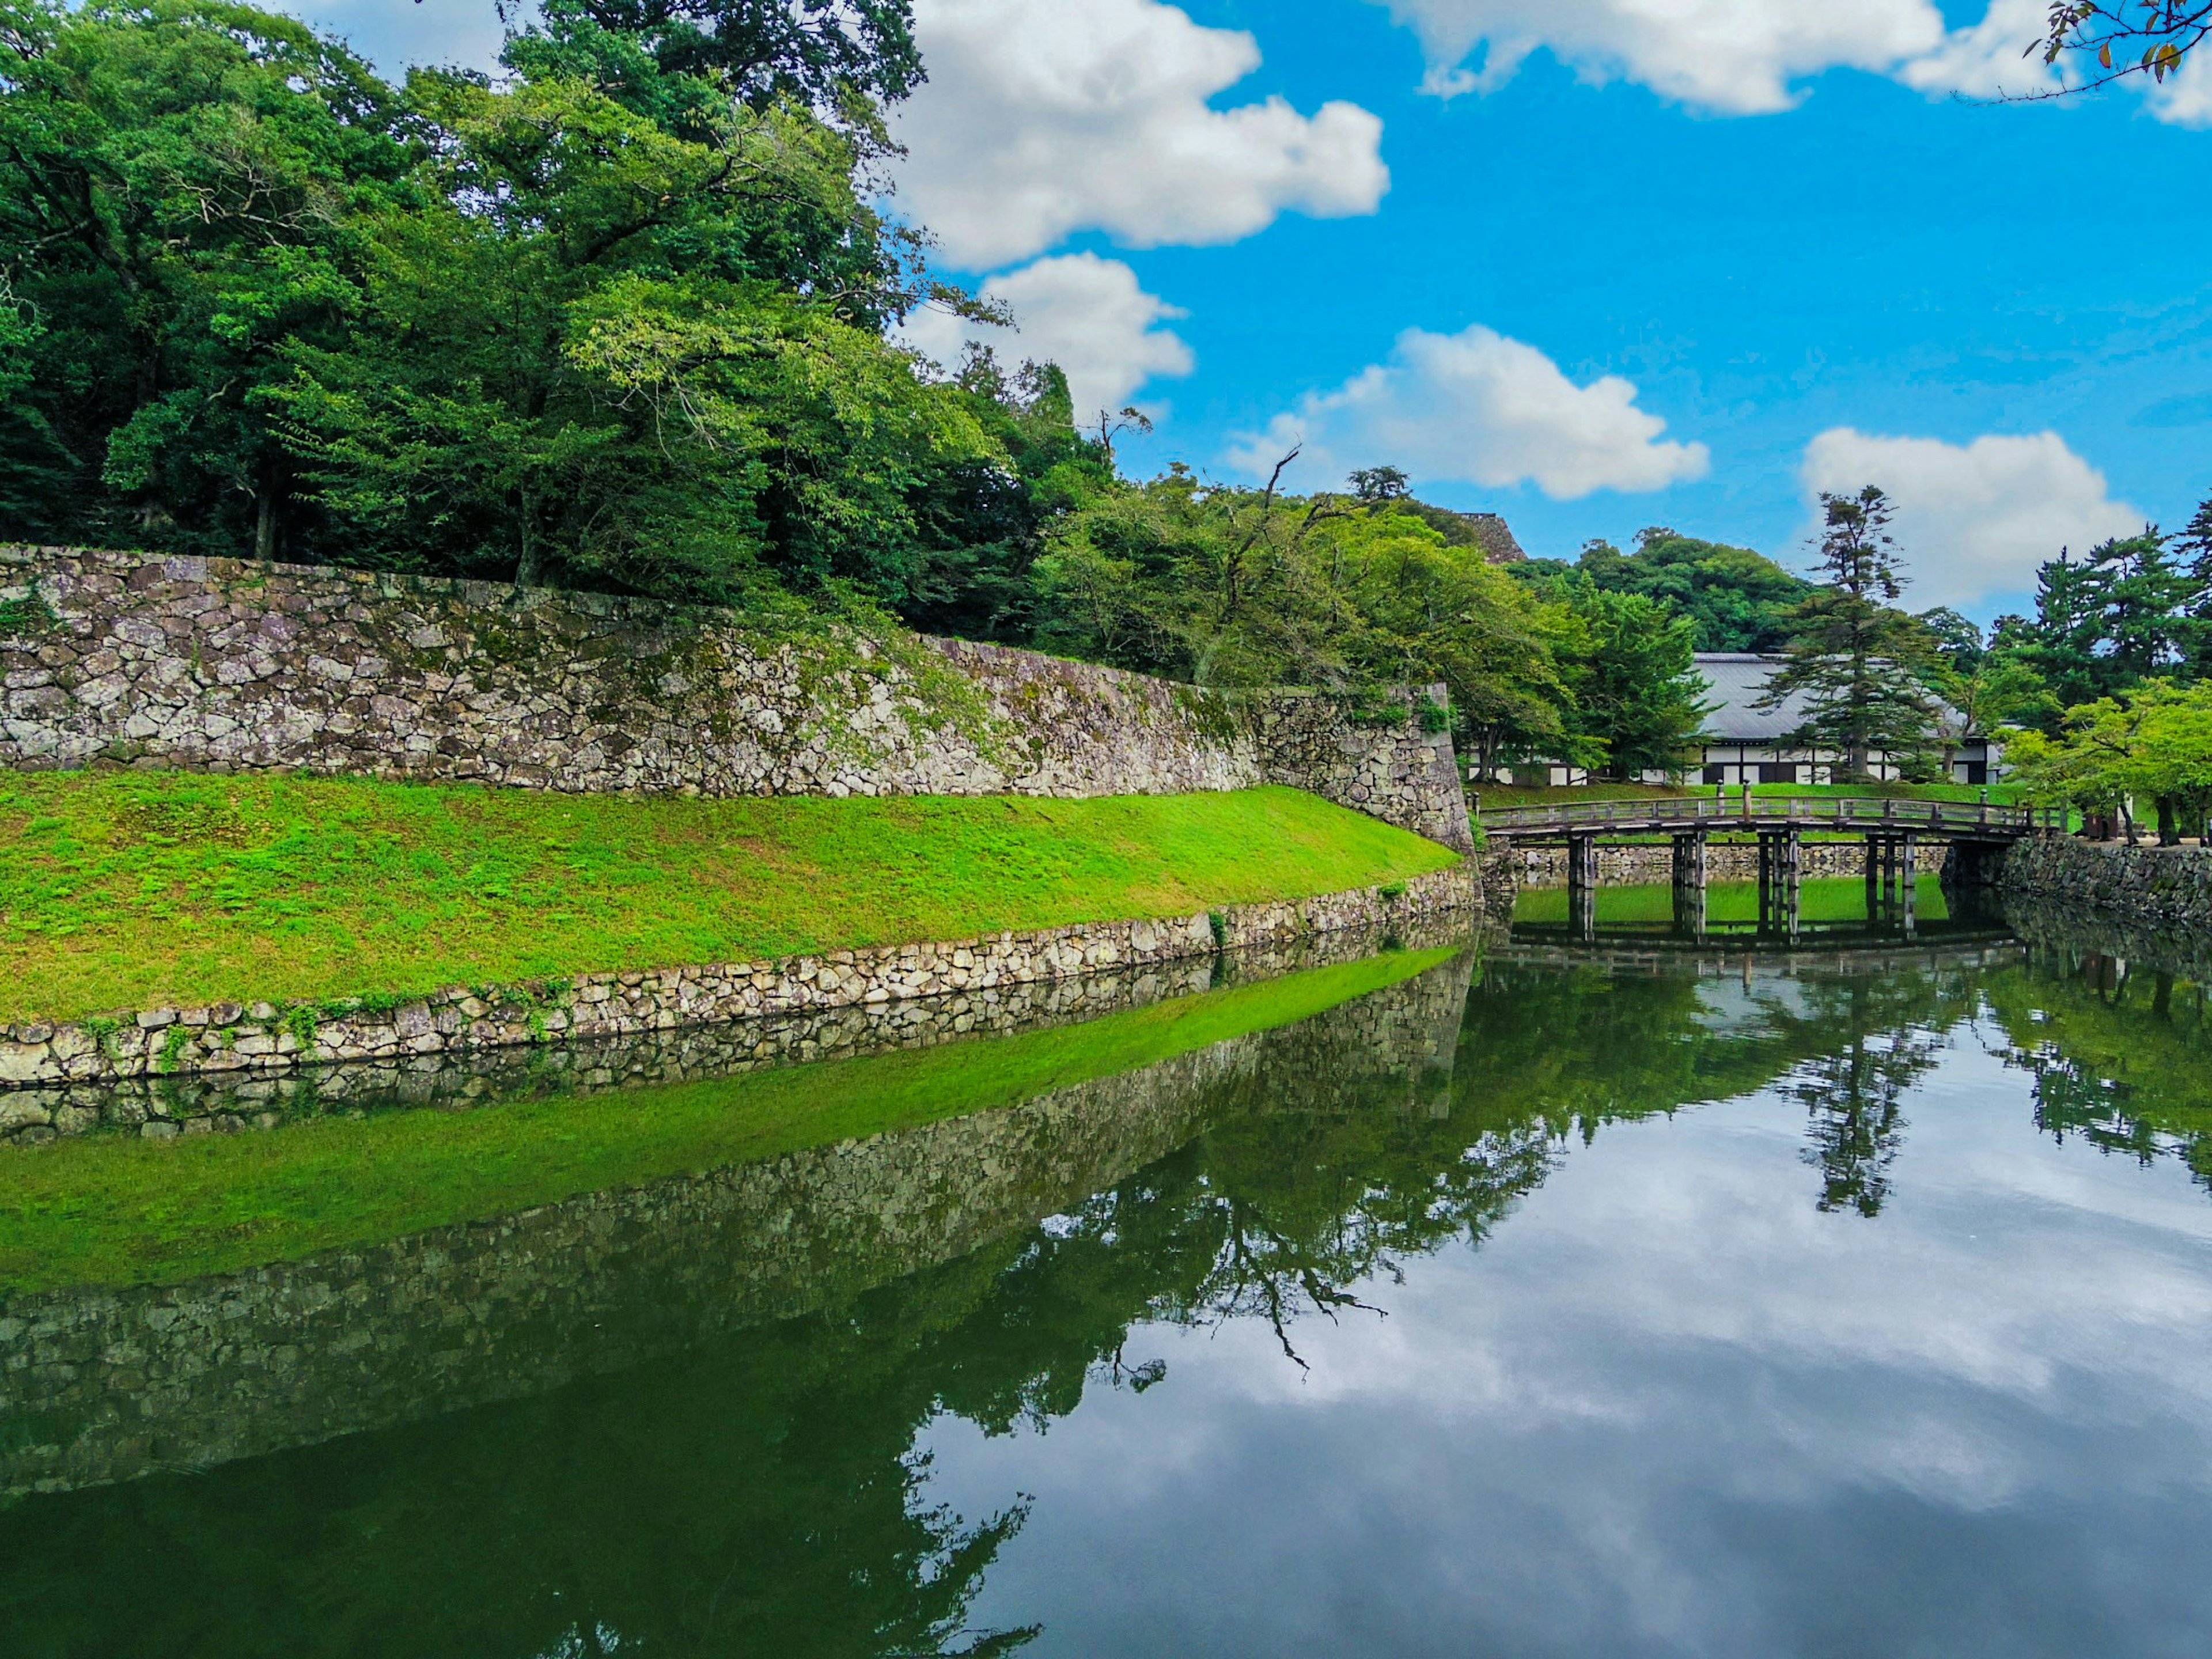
[253,456,283,564]
[2160,795,2181,848]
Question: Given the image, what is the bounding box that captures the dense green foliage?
[1527,527,1813,652]
[9,1,2212,793]
[0,773,1458,1022]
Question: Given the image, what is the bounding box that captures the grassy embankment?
[1512,876,1950,926]
[0,946,1456,1295]
[0,774,1460,1027]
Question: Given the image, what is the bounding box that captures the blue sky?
[293,1,2212,619]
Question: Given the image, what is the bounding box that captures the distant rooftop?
[1694,653,1811,744]
[1692,653,1969,745]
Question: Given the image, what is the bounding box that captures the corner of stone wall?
[1248,682,1475,855]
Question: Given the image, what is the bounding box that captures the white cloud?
[904,253,1195,419]
[1367,0,1943,111]
[1368,0,2063,112]
[892,0,1389,269]
[1229,323,1709,500]
[1893,0,2059,99]
[1801,427,2146,609]
[2145,52,2212,127]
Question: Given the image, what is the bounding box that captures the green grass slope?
[0,773,1459,1025]
[0,948,1456,1296]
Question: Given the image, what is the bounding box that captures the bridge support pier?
[1865,832,1919,935]
[1671,832,1707,940]
[1757,827,1802,940]
[1567,832,1598,943]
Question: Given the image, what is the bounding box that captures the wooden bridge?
[1476,792,2061,944]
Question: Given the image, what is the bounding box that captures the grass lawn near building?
[0,773,1461,1026]
[1512,876,1950,927]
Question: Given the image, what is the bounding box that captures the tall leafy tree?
[1527,527,1811,652]
[1759,486,1938,779]
[271,20,1001,600]
[547,0,923,115]
[0,0,411,556]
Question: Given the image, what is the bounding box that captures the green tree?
[1523,526,1810,652]
[270,38,1001,600]
[553,0,924,116]
[0,0,411,556]
[1512,575,1706,778]
[1760,486,1938,779]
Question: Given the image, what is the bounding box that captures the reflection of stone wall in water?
[1998,893,2212,983]
[0,943,1475,1499]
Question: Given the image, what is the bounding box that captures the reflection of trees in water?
[1455,961,1975,1219]
[1783,1028,1945,1217]
[7,947,2139,1654]
[1983,947,2212,1194]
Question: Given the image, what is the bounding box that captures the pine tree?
[1759,486,1937,781]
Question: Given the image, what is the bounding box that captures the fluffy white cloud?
[1229,323,1709,500]
[893,0,1388,269]
[1368,0,1942,110]
[1368,0,2062,111]
[1893,0,2060,99]
[1801,428,2145,609]
[903,253,1195,418]
[2144,51,2212,127]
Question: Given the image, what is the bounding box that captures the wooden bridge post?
[1900,832,1918,935]
[1567,832,1597,943]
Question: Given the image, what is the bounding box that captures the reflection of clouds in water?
[925,1032,2212,1657]
[1691,971,1824,1036]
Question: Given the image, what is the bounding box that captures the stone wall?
[0,946,1475,1498]
[0,862,1477,1103]
[0,547,1471,850]
[0,914,1477,1145]
[1510,839,1874,888]
[1978,835,2212,926]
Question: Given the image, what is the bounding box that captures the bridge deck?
[1476,794,2058,843]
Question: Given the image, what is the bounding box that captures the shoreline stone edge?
[0,862,1488,1109]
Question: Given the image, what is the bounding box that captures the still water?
[5,888,2212,1656]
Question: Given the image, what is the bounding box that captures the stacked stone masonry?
[0,547,1472,850]
[1513,840,1880,888]
[0,863,1477,1105]
[0,914,1478,1145]
[1979,835,2212,926]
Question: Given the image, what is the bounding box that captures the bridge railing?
[1474,794,2062,839]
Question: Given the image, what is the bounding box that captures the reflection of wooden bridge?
[1497,923,2023,975]
[1478,794,2062,944]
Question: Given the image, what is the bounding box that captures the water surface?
[5,905,2211,1657]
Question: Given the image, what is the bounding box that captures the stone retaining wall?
[0,914,1479,1146]
[1978,835,2212,926]
[0,947,1475,1498]
[1510,840,1874,888]
[0,863,1476,1105]
[0,547,1472,851]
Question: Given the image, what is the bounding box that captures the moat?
[5,886,2212,1657]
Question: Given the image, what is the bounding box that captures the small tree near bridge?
[1760,486,1939,782]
